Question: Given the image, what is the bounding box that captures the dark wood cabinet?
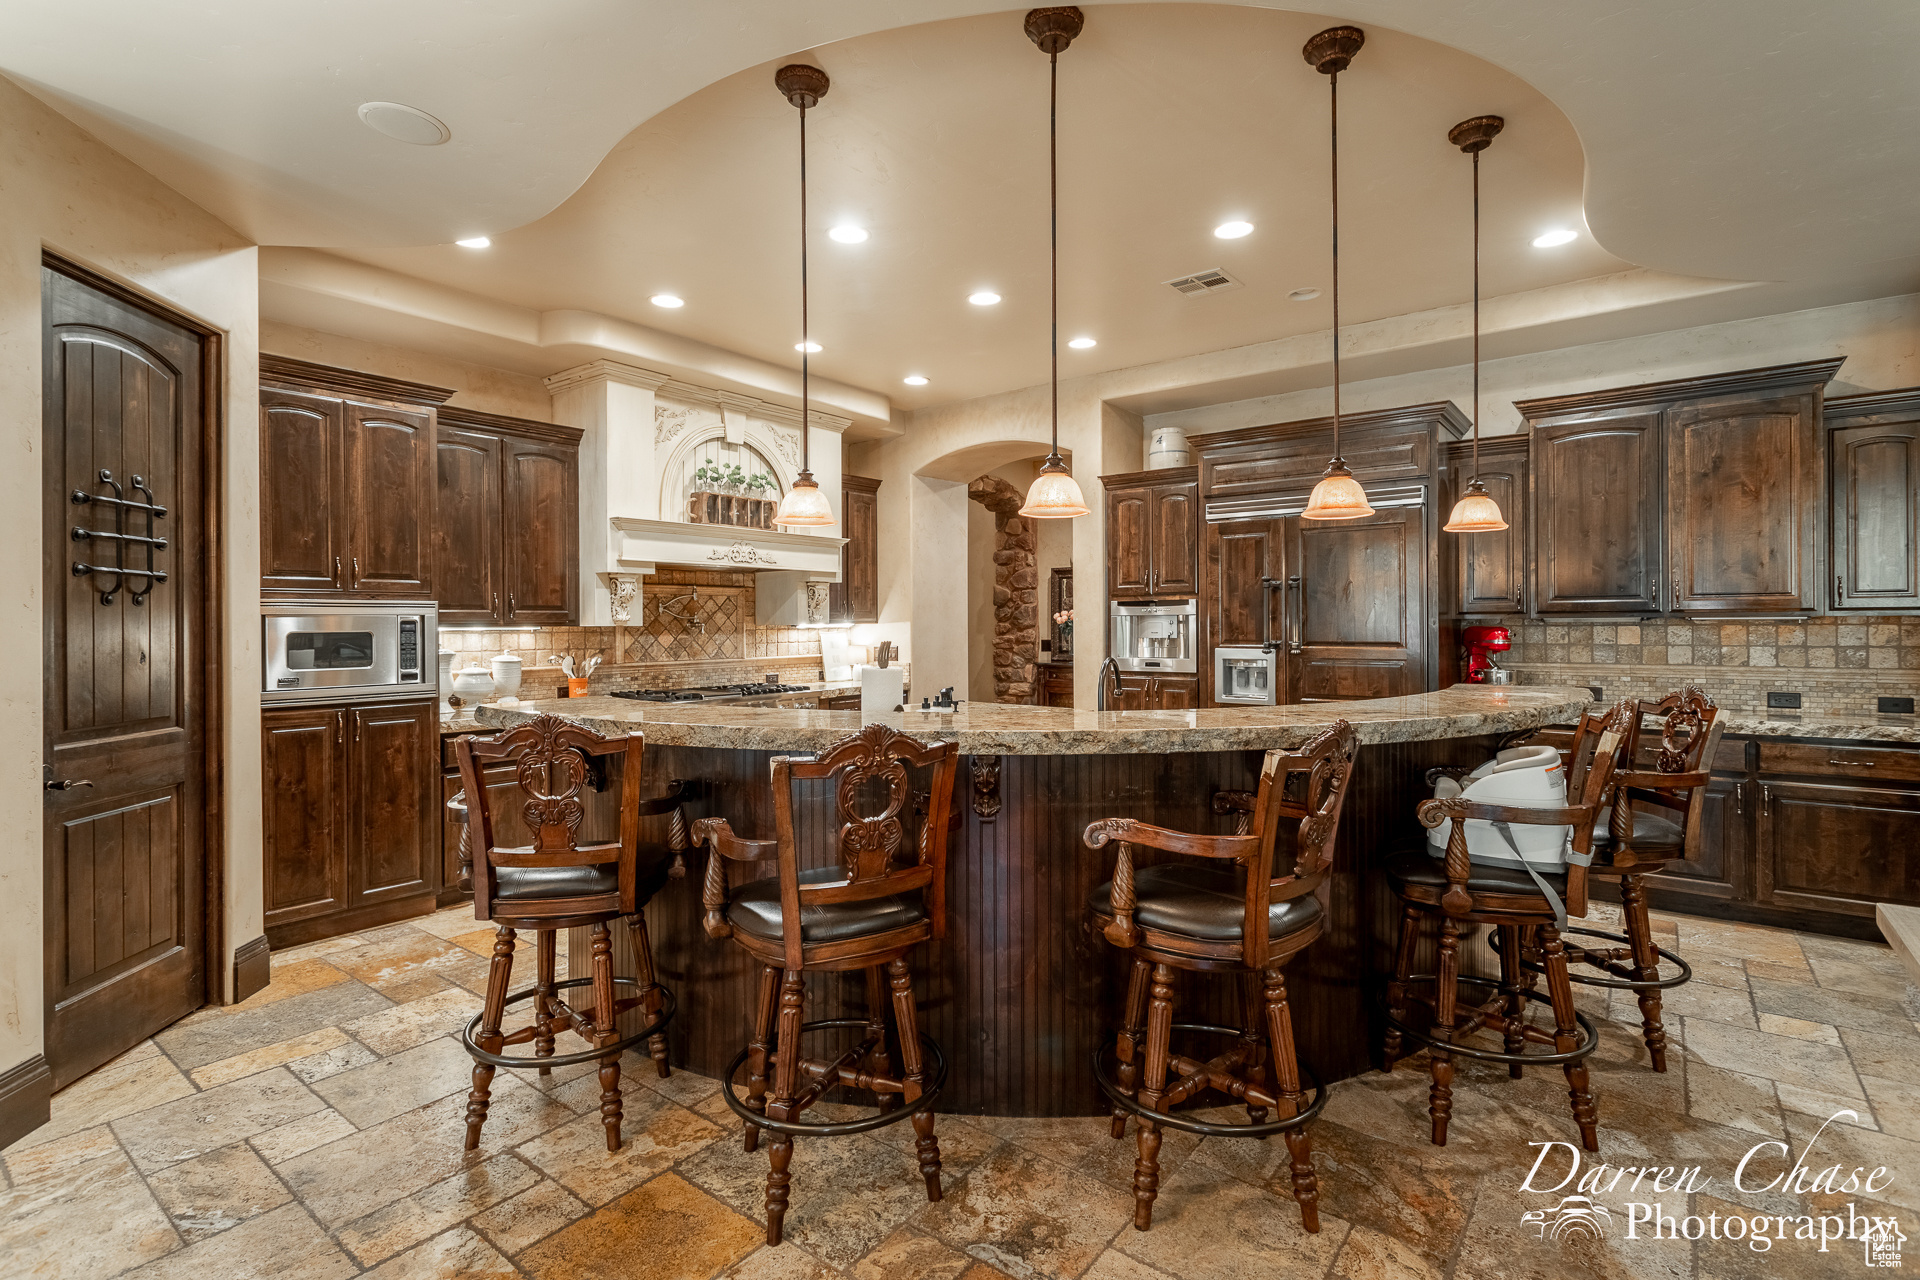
[1102,467,1198,599]
[1518,359,1840,615]
[1032,662,1075,707]
[1756,781,1920,922]
[264,697,439,946]
[829,475,881,625]
[1113,672,1198,710]
[1289,505,1428,703]
[1442,437,1528,615]
[1205,516,1286,653]
[434,407,581,627]
[1827,390,1920,611]
[260,355,452,600]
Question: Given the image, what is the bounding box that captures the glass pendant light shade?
[1018,455,1090,519]
[1301,460,1375,521]
[773,472,836,526]
[1442,477,1507,532]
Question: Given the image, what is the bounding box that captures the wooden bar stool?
[454,714,682,1153]
[1532,686,1725,1072]
[1086,721,1359,1234]
[693,724,960,1247]
[1383,702,1628,1151]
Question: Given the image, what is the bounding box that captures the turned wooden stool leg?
[866,965,899,1113]
[1133,962,1176,1231]
[742,965,778,1153]
[466,926,517,1151]
[590,921,623,1153]
[888,956,942,1201]
[627,909,672,1078]
[1542,925,1599,1151]
[1383,904,1420,1072]
[1620,875,1669,1071]
[764,969,806,1246]
[1241,970,1270,1130]
[1111,957,1151,1140]
[1263,963,1319,1234]
[1428,917,1461,1147]
[1497,925,1527,1079]
[533,929,557,1076]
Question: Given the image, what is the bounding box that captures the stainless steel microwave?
[262,601,436,705]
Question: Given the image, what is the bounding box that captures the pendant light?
[1300,27,1374,522]
[772,63,837,527]
[1017,7,1091,520]
[1442,115,1510,533]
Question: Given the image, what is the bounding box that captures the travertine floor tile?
[1838,1025,1920,1088]
[325,929,481,996]
[1112,1156,1348,1280]
[916,1141,1132,1279]
[1081,1249,1177,1280]
[250,1106,357,1165]
[469,1176,592,1256]
[361,1225,520,1278]
[285,1038,381,1084]
[516,1172,760,1280]
[189,1026,351,1089]
[1329,1224,1442,1280]
[219,957,353,1013]
[1750,974,1915,1039]
[310,1034,476,1128]
[723,1241,843,1279]
[850,1225,977,1280]
[1681,1017,1864,1098]
[341,985,483,1056]
[517,1092,723,1207]
[115,1068,327,1171]
[1857,1073,1920,1142]
[0,1126,181,1278]
[144,1140,291,1241]
[2,1053,195,1155]
[1756,1013,1842,1045]
[1685,1063,1784,1137]
[155,980,391,1071]
[120,1201,355,1280]
[335,1152,541,1264]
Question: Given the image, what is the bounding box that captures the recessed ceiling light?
[795,341,823,353]
[650,294,685,308]
[357,101,450,146]
[968,291,1002,306]
[903,375,929,386]
[1532,228,1579,248]
[829,225,868,244]
[1289,287,1321,301]
[1068,336,1097,349]
[1214,220,1255,239]
[455,236,491,249]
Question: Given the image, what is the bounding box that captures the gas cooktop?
[605,682,812,704]
[703,682,811,697]
[608,689,709,703]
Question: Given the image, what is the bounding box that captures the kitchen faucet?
[1095,656,1121,711]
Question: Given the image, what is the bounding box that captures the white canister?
[490,652,523,698]
[1147,424,1192,470]
[451,664,495,702]
[438,651,456,715]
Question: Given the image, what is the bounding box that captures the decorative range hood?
[545,359,849,626]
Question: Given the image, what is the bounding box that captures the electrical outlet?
[1767,691,1802,709]
[1881,696,1916,715]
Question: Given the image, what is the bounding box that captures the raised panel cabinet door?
[843,477,881,623]
[1149,674,1199,710]
[1755,781,1920,919]
[1149,481,1199,595]
[502,439,578,625]
[1832,421,1920,610]
[1112,673,1153,710]
[1532,413,1664,613]
[1107,487,1152,597]
[1641,775,1747,903]
[1286,507,1427,703]
[1667,394,1817,612]
[260,387,344,594]
[346,699,437,907]
[1205,517,1285,650]
[1445,442,1527,614]
[433,428,502,626]
[261,706,348,933]
[342,399,435,596]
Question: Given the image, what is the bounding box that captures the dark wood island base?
[474,687,1594,1116]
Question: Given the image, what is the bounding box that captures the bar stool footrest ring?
[722,1018,948,1138]
[1094,1021,1327,1138]
[1502,925,1694,991]
[461,975,675,1071]
[1383,975,1598,1066]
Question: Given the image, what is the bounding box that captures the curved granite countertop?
[470,684,1596,756]
[1715,714,1920,745]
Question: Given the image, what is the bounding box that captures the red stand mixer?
[1462,624,1512,683]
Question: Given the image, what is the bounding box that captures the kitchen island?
[474,685,1594,1115]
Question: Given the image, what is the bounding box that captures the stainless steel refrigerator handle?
[1288,575,1303,654]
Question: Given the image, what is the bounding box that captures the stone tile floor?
[5,904,1919,1279]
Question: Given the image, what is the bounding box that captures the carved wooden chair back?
[766,724,960,969]
[455,714,646,924]
[1611,686,1725,858]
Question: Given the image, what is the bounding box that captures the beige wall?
[260,320,553,421]
[0,77,261,1080]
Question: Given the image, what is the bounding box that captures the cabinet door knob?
[45,777,94,791]
[508,593,516,617]
[334,555,342,582]
[351,556,360,581]
[493,592,500,618]
[1835,574,1844,603]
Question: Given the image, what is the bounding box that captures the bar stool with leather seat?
[693,723,960,1247]
[1525,686,1725,1073]
[1086,721,1359,1234]
[454,714,681,1154]
[1382,701,1629,1151]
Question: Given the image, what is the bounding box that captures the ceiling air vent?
[1164,267,1244,297]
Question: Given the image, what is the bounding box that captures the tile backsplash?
[1492,616,1920,718]
[439,567,828,691]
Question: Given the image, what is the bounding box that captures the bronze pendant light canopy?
[772,62,837,527]
[1442,113,1509,534]
[1017,6,1092,520]
[1300,26,1374,522]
